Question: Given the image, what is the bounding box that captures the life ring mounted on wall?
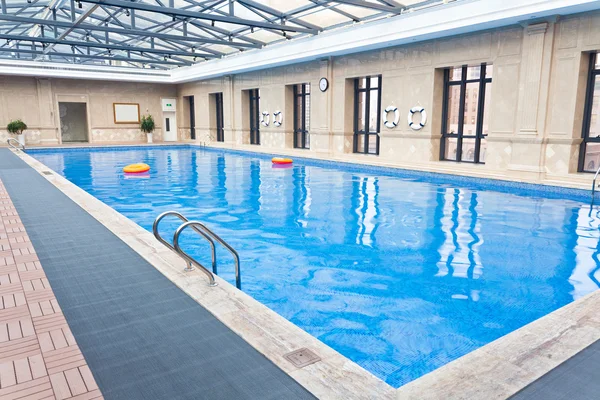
[260,111,270,127]
[382,106,400,129]
[273,111,283,127]
[408,106,427,130]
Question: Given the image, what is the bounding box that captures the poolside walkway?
[0,179,102,400]
[510,338,600,400]
[0,148,315,399]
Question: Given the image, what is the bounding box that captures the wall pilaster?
[509,21,556,177]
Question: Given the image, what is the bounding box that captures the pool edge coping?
[15,148,600,400]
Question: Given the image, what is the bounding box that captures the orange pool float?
[123,163,150,173]
[272,157,293,165]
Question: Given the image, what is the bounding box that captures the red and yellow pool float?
[123,163,150,173]
[272,157,293,165]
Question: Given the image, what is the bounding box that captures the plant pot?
[17,133,25,146]
[147,133,153,144]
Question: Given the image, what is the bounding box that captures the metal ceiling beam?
[0,32,215,58]
[327,0,400,13]
[72,4,263,49]
[0,14,260,49]
[0,47,187,66]
[78,0,318,34]
[40,4,99,56]
[232,0,323,32]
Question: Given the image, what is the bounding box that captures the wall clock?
[319,77,329,92]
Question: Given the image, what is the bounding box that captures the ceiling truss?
[0,0,441,70]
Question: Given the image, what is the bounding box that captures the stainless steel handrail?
[152,211,217,286]
[174,221,241,290]
[593,165,600,203]
[6,138,25,151]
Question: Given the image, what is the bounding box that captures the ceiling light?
[125,9,130,17]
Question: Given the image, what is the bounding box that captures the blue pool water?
[31,146,600,388]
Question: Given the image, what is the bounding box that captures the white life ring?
[273,111,283,127]
[382,106,399,129]
[260,111,270,127]
[408,106,427,130]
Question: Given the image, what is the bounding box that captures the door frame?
[55,94,92,144]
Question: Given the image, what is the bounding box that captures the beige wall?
[0,77,176,145]
[175,11,600,188]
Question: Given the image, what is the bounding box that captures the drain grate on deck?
[283,348,321,368]
[42,171,53,175]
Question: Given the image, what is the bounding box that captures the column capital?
[525,22,548,35]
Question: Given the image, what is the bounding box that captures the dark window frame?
[293,83,310,149]
[440,64,491,164]
[215,92,224,142]
[248,88,260,145]
[353,75,382,155]
[579,52,600,173]
[188,96,196,140]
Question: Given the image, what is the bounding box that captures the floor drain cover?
[283,348,321,368]
[42,171,53,175]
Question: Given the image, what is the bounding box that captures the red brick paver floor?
[0,180,103,400]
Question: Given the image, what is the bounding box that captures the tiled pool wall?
[26,144,595,203]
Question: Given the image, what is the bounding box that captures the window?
[215,92,224,142]
[354,76,382,155]
[188,96,196,140]
[441,64,492,163]
[248,89,260,145]
[579,52,600,172]
[293,83,310,149]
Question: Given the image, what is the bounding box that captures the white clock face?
[319,78,328,92]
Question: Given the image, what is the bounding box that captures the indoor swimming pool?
[30,145,600,388]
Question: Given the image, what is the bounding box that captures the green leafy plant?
[140,114,155,134]
[7,119,27,135]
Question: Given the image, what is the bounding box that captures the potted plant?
[7,119,27,146]
[140,114,155,144]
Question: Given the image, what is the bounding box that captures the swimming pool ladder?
[152,211,241,289]
[6,138,25,152]
[592,165,600,205]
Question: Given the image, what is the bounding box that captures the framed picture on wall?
[113,103,141,124]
